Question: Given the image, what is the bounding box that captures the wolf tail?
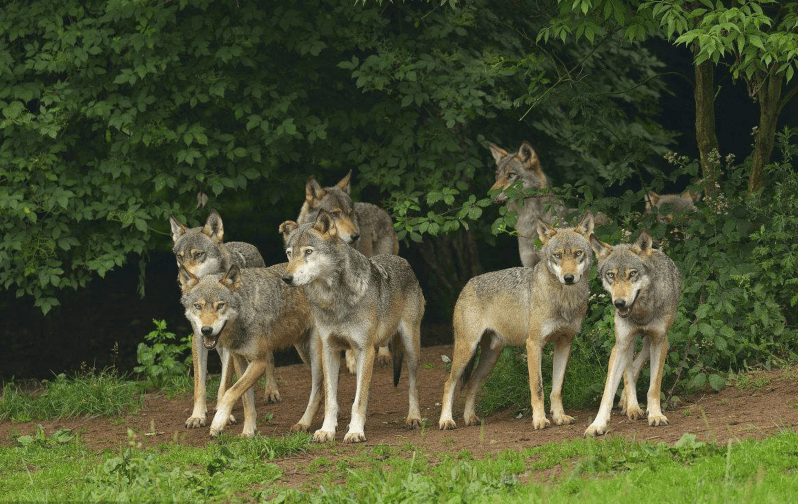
[391,334,404,387]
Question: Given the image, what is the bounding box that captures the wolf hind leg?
[439,324,482,430]
[461,333,504,427]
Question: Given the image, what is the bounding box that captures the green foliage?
[0,368,141,422]
[0,0,672,313]
[16,424,76,448]
[134,319,191,390]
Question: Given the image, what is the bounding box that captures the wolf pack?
[168,140,691,443]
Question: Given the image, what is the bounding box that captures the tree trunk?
[748,72,783,194]
[693,56,719,199]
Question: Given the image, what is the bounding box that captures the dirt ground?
[2,344,797,489]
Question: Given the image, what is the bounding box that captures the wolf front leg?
[549,333,576,426]
[209,354,262,438]
[618,336,649,420]
[585,321,636,437]
[646,331,670,427]
[343,342,376,443]
[526,331,550,430]
[186,332,210,429]
[292,332,324,433]
[313,333,341,443]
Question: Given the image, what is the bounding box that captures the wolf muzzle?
[613,298,634,318]
[200,321,225,350]
[282,274,294,286]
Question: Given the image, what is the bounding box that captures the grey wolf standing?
[297,170,399,369]
[169,210,283,430]
[584,229,682,437]
[645,190,699,223]
[488,141,569,268]
[438,211,595,431]
[280,210,424,443]
[178,264,322,437]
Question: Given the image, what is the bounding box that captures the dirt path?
[2,345,797,488]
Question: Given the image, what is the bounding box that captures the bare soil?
[2,344,797,489]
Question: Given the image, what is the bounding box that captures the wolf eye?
[574,250,583,257]
[330,210,341,217]
[285,248,292,259]
[192,251,204,261]
[553,252,562,259]
[304,248,313,256]
[216,302,225,311]
[508,172,516,178]
[193,302,202,310]
[606,272,615,280]
[629,270,638,279]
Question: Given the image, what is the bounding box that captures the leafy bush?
[134,319,191,390]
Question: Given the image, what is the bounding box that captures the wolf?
[169,210,283,430]
[297,170,399,369]
[488,141,570,269]
[178,264,323,437]
[584,229,682,437]
[280,210,425,443]
[644,189,699,223]
[438,211,595,431]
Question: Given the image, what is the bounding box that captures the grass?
[0,368,142,422]
[1,412,797,502]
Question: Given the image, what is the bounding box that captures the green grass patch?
[0,369,142,422]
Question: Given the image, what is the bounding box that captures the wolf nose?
[201,326,213,336]
[350,233,360,242]
[563,274,574,284]
[282,274,294,285]
[614,299,626,309]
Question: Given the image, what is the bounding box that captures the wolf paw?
[227,414,238,425]
[345,349,357,375]
[405,417,422,430]
[553,413,575,426]
[584,423,609,437]
[463,414,481,427]
[648,413,669,427]
[376,346,392,365]
[239,429,256,438]
[185,415,206,429]
[291,423,310,433]
[625,406,646,421]
[264,388,282,404]
[312,429,335,443]
[343,431,366,443]
[532,416,551,430]
[439,419,457,430]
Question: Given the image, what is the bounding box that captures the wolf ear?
[576,210,595,237]
[169,214,188,243]
[313,209,338,238]
[279,220,298,243]
[488,142,509,164]
[536,219,557,245]
[589,234,613,261]
[335,170,352,194]
[177,266,199,293]
[517,142,538,165]
[683,188,701,203]
[220,264,242,291]
[645,190,660,211]
[305,176,326,207]
[202,209,224,244]
[631,229,654,257]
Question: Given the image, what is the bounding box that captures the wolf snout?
[201,326,213,336]
[563,274,575,284]
[613,299,626,309]
[350,233,360,242]
[282,274,294,285]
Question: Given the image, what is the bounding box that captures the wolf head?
[487,141,548,205]
[645,189,699,223]
[537,211,595,285]
[178,264,242,350]
[299,171,361,245]
[280,210,345,287]
[169,210,227,278]
[590,230,655,318]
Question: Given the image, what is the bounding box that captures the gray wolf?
[178,263,322,437]
[169,210,284,430]
[584,229,682,437]
[297,170,399,369]
[488,141,570,268]
[644,189,699,222]
[280,210,425,443]
[438,211,595,431]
